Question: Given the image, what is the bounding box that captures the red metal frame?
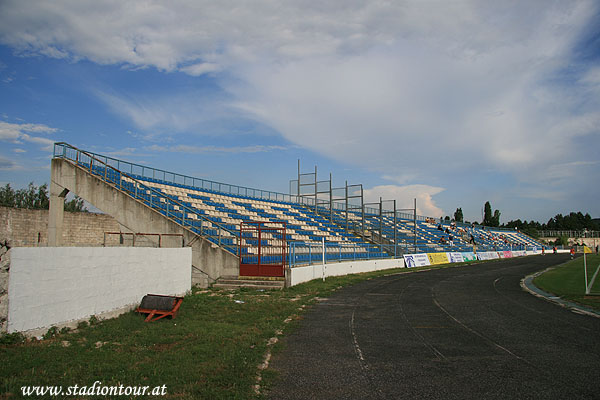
[103,232,184,247]
[135,294,184,322]
[239,221,286,277]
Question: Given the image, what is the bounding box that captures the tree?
[483,201,493,226]
[453,207,464,223]
[64,196,87,212]
[0,182,86,212]
[492,210,501,227]
[483,201,501,227]
[0,184,16,207]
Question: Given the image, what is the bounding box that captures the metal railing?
[103,232,185,247]
[288,241,392,267]
[53,142,298,204]
[539,230,600,238]
[53,142,239,254]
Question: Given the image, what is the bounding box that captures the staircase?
[212,276,285,290]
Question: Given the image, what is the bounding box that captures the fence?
[288,241,393,267]
[103,232,184,247]
[539,230,600,238]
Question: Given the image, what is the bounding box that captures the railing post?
[309,243,312,266]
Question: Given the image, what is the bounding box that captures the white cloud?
[180,62,220,76]
[0,155,19,170]
[95,89,236,133]
[145,144,287,154]
[363,184,445,218]
[0,0,599,212]
[0,121,58,151]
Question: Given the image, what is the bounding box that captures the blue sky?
[0,1,599,224]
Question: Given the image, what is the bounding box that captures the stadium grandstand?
[50,143,545,281]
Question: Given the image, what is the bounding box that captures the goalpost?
[583,246,600,295]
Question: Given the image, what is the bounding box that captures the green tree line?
[450,201,598,239]
[0,183,87,212]
[503,212,599,234]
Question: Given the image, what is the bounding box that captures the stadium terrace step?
[212,276,285,290]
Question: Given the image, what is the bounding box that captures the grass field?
[533,254,600,311]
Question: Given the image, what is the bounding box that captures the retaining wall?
[288,258,405,287]
[7,247,191,334]
[0,241,9,332]
[0,206,120,247]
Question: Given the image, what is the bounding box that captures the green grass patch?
[0,262,472,399]
[533,254,600,311]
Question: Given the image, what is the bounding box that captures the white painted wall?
[8,247,191,333]
[289,258,405,286]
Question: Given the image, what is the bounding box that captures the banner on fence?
[512,250,526,257]
[447,252,464,263]
[477,251,500,260]
[461,252,477,261]
[428,252,450,265]
[502,251,513,258]
[403,253,431,268]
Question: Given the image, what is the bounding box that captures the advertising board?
[427,252,450,265]
[447,252,464,263]
[403,253,431,268]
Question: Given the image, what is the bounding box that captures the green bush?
[0,332,26,345]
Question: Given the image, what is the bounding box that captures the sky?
[0,0,599,224]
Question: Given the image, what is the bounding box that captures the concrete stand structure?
[48,158,238,287]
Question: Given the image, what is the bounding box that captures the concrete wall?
[0,206,120,247]
[7,247,191,334]
[0,241,9,332]
[49,158,239,286]
[288,258,405,287]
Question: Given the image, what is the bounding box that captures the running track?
[267,255,600,399]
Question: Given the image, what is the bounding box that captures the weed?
[0,332,25,345]
[42,326,58,340]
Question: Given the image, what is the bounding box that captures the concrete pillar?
[48,183,68,247]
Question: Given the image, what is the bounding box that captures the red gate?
[239,221,286,277]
